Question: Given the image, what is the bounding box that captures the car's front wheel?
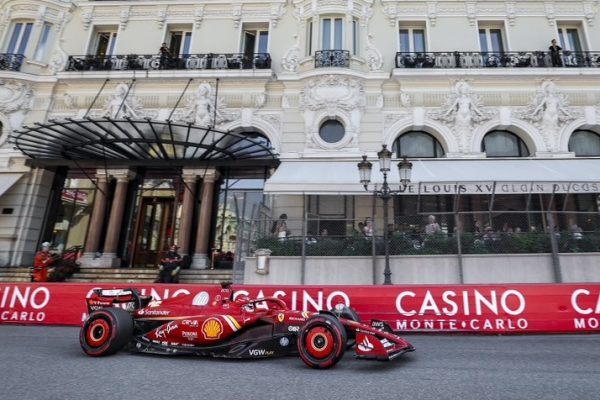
[80,308,133,356]
[297,314,346,369]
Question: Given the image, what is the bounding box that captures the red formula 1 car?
[80,284,414,369]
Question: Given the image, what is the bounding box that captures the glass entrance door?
[132,197,175,267]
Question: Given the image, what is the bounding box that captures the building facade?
[1,0,600,282]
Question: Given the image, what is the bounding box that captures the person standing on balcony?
[159,42,171,69]
[425,215,441,235]
[549,39,562,67]
[272,214,289,241]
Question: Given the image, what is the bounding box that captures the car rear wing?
[86,288,152,314]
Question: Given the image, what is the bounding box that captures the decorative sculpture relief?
[120,7,130,30]
[431,81,493,151]
[521,81,577,151]
[584,2,596,26]
[506,2,516,26]
[281,34,300,73]
[300,75,365,150]
[232,5,242,28]
[101,83,143,119]
[427,2,438,27]
[176,82,237,127]
[0,80,33,114]
[544,2,555,26]
[466,2,477,26]
[194,6,205,29]
[270,4,286,28]
[48,10,72,73]
[157,8,167,30]
[81,8,92,30]
[365,33,383,72]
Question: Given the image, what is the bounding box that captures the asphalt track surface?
[0,326,599,400]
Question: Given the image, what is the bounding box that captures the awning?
[10,117,278,168]
[0,173,25,198]
[264,159,600,195]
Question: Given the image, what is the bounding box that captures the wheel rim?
[86,319,110,347]
[305,326,334,359]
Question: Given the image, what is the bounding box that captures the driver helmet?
[41,242,51,250]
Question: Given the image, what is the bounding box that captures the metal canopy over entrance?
[11,117,279,167]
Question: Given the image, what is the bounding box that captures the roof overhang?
[264,159,600,195]
[11,117,279,168]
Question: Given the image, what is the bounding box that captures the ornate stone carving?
[466,2,477,26]
[232,5,242,28]
[281,34,300,73]
[382,4,398,26]
[584,2,596,26]
[544,2,555,26]
[48,10,73,74]
[431,81,493,152]
[120,7,130,30]
[300,75,365,150]
[175,82,236,127]
[365,33,383,72]
[270,3,286,28]
[506,2,516,26]
[157,8,167,30]
[520,81,578,151]
[194,6,205,29]
[427,2,438,27]
[81,8,93,30]
[99,83,144,119]
[0,80,33,114]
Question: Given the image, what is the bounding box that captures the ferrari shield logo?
[277,313,285,323]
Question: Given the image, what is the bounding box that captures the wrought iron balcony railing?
[315,50,350,68]
[395,51,600,69]
[0,53,25,71]
[66,53,271,72]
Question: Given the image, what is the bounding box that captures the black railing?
[66,53,271,72]
[0,53,25,71]
[395,51,600,69]
[315,50,350,68]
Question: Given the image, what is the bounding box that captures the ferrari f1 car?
[80,284,414,369]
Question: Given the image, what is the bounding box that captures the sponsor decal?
[287,325,300,333]
[154,322,178,339]
[358,337,374,352]
[202,318,223,340]
[182,331,198,341]
[277,313,285,323]
[192,291,210,306]
[279,337,290,347]
[248,349,275,357]
[371,320,385,329]
[222,315,241,332]
[140,309,171,317]
[0,286,50,322]
[181,319,199,328]
[301,311,311,319]
[148,300,162,308]
[288,316,306,322]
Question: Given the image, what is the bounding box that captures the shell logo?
[202,317,223,340]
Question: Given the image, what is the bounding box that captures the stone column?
[191,168,219,269]
[79,171,109,268]
[100,169,136,267]
[177,170,198,256]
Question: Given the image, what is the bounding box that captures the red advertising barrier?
[1,283,600,334]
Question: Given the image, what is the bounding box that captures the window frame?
[91,29,118,57]
[556,23,585,52]
[6,21,34,55]
[393,131,445,158]
[33,22,52,62]
[321,17,344,50]
[568,129,600,156]
[398,24,427,53]
[481,130,530,158]
[477,23,506,53]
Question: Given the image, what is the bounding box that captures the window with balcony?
[91,29,118,57]
[393,131,444,158]
[557,24,584,52]
[241,23,269,57]
[478,24,505,54]
[321,17,343,50]
[33,23,52,62]
[168,29,192,56]
[568,130,600,156]
[5,22,33,55]
[399,24,426,53]
[482,130,529,157]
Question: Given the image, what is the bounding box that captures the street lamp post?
[357,145,412,285]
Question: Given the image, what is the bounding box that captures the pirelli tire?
[297,313,347,369]
[80,308,134,357]
[331,305,361,349]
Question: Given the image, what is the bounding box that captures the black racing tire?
[80,308,133,357]
[297,314,347,369]
[331,306,361,349]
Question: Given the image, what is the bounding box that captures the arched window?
[482,130,529,157]
[228,131,271,156]
[568,129,600,156]
[319,119,345,144]
[393,131,444,158]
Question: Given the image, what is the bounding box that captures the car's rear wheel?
[80,308,133,356]
[298,314,346,369]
